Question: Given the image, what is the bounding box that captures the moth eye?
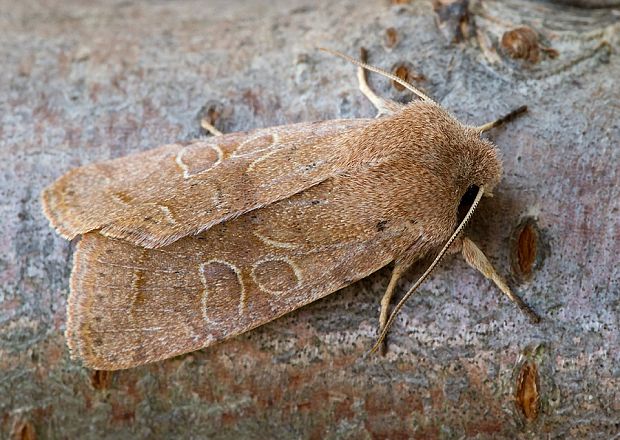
[457,184,480,224]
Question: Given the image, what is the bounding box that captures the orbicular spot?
[251,257,301,296]
[233,133,276,156]
[175,143,222,178]
[200,260,245,322]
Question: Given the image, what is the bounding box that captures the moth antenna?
[368,186,485,355]
[319,47,435,104]
[475,105,528,133]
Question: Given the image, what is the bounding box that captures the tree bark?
[1,0,618,438]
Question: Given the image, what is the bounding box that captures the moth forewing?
[66,164,421,369]
[42,119,369,248]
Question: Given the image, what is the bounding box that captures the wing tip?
[66,234,134,370]
[65,233,213,370]
[66,235,101,369]
[40,176,85,241]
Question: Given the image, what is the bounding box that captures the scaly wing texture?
[61,102,475,369]
[42,119,369,248]
[67,167,428,370]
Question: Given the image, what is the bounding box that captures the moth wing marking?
[200,259,246,320]
[175,143,224,179]
[250,256,303,296]
[157,205,177,225]
[253,231,299,249]
[247,147,280,172]
[66,212,402,370]
[231,131,278,158]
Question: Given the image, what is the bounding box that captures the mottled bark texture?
[1,0,618,438]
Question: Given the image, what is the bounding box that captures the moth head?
[454,131,503,226]
[467,135,503,196]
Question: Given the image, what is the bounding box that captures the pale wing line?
[175,148,190,178]
[96,327,166,332]
[157,204,177,224]
[199,259,246,320]
[250,256,303,296]
[211,145,224,167]
[104,307,187,312]
[232,121,359,159]
[231,131,278,158]
[257,158,330,190]
[247,148,280,172]
[175,144,223,179]
[253,231,299,249]
[246,132,280,171]
[110,332,216,354]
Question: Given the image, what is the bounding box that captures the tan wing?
[66,168,431,370]
[42,119,369,249]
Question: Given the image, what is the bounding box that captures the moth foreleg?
[358,48,404,118]
[377,261,409,355]
[200,118,223,136]
[461,237,541,324]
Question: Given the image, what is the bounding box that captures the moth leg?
[357,47,404,118]
[475,105,528,133]
[200,118,223,136]
[461,237,541,323]
[377,261,408,355]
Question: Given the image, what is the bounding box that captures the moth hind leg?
[357,47,404,118]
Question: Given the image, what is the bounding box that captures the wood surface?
[1,0,618,438]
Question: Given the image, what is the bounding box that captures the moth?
[41,48,540,370]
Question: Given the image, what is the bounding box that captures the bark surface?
[1,0,618,438]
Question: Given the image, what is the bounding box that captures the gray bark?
[1,0,618,438]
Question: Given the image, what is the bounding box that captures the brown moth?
[41,48,540,370]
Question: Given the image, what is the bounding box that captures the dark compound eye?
[457,185,479,224]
